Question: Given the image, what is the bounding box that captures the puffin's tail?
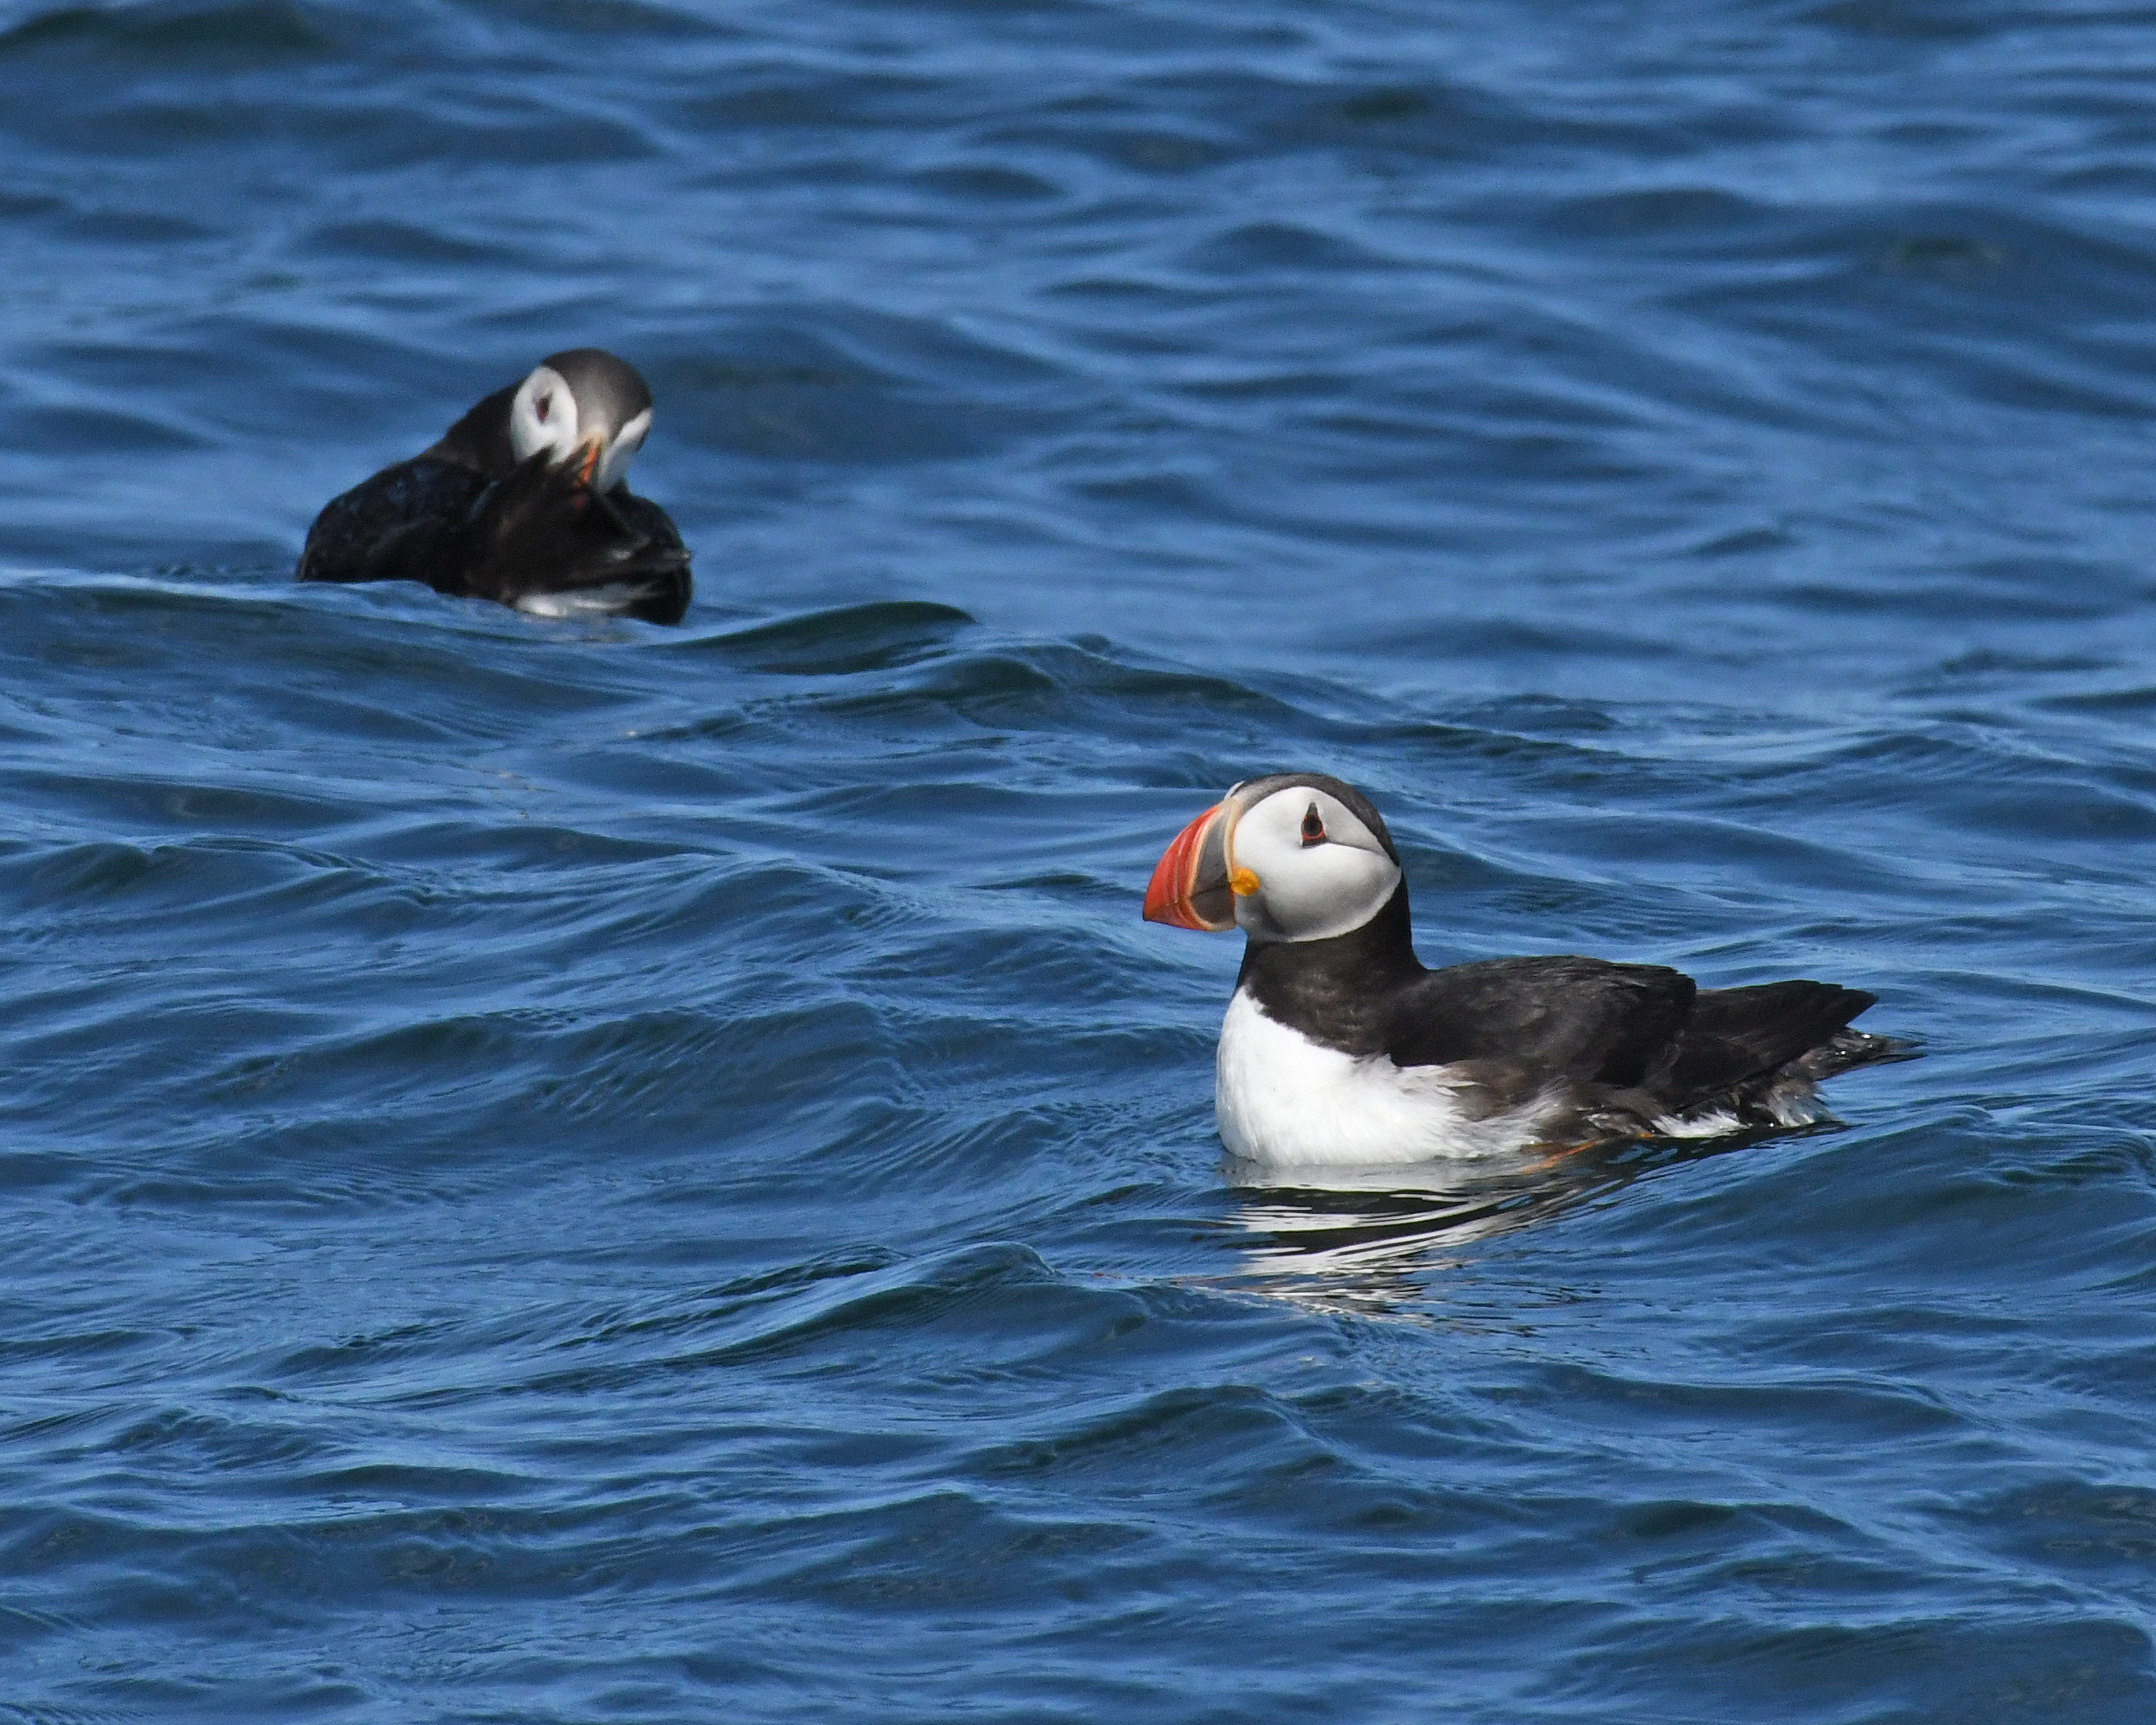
[1652,980,1917,1127]
[1781,1024,1921,1081]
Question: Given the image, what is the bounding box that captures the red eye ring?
[1300,802,1326,845]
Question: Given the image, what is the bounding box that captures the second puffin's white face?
[1229,783,1401,944]
[509,365,579,466]
[509,365,651,491]
[589,406,649,493]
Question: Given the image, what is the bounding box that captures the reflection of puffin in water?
[1145,772,1911,1167]
[1222,1160,1629,1313]
[1218,1138,1751,1314]
[297,349,691,625]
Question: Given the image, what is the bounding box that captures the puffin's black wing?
[1384,955,1698,1084]
[603,492,693,625]
[456,459,693,625]
[1655,981,1877,1104]
[296,457,490,588]
[608,491,687,564]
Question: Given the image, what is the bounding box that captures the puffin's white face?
[1143,775,1403,944]
[1228,783,1401,943]
[508,365,651,492]
[589,407,650,493]
[509,364,578,466]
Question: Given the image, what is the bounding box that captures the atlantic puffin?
[296,349,691,625]
[1143,772,1907,1165]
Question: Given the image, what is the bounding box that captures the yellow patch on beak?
[1229,867,1262,897]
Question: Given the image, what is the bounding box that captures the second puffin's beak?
[574,433,606,487]
[1144,800,1252,932]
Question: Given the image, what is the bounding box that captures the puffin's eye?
[1300,802,1326,845]
[534,394,551,423]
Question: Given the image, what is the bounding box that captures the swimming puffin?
[1143,772,1907,1165]
[296,349,691,625]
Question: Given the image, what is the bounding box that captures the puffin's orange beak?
[574,434,605,487]
[1143,802,1242,931]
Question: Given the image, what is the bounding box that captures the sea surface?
[4,1,2156,1718]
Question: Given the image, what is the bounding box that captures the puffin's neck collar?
[1234,882,1423,1058]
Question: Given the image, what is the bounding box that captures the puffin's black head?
[1143,772,1405,943]
[507,348,655,493]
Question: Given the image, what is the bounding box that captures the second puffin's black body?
[297,365,692,625]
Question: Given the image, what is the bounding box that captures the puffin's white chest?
[1213,988,1551,1166]
[515,581,662,618]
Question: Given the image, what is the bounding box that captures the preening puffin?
[1144,773,1908,1166]
[297,349,691,625]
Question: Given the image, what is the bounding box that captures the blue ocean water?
[4,0,2156,1717]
